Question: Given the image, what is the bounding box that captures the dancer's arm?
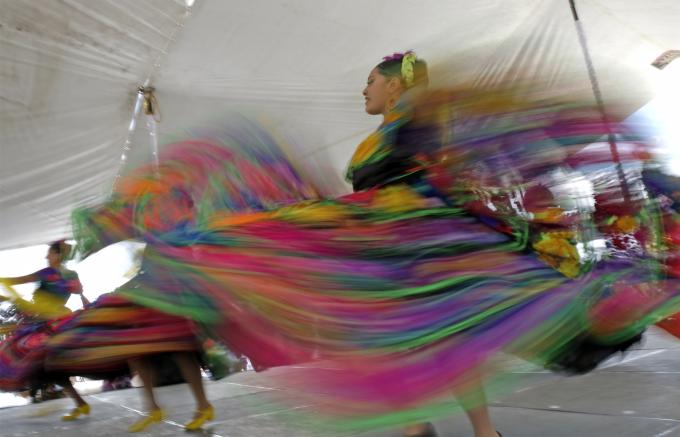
[64,272,89,306]
[79,293,90,306]
[0,273,39,286]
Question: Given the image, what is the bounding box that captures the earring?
[386,96,397,111]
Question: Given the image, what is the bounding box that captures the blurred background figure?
[0,241,91,420]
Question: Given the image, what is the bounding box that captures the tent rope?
[110,2,195,196]
[569,0,630,202]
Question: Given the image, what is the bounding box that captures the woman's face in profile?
[362,68,390,115]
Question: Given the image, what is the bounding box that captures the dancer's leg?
[402,373,499,437]
[173,352,214,430]
[128,357,160,411]
[127,357,164,432]
[60,377,90,421]
[458,373,498,437]
[173,352,211,410]
[60,378,87,407]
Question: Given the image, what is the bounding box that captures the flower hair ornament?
[382,51,418,87]
[400,51,417,87]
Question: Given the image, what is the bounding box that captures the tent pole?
[568,0,630,202]
[568,0,579,20]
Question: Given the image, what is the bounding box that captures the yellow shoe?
[184,405,214,431]
[61,404,90,421]
[128,409,164,433]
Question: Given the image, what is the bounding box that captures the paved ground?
[2,327,680,437]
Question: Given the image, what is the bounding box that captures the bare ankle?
[402,422,435,437]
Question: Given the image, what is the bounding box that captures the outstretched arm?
[79,293,91,306]
[0,273,39,286]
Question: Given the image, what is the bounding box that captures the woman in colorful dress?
[353,52,499,437]
[0,240,89,316]
[70,52,678,437]
[1,242,213,431]
[0,240,91,420]
[43,256,214,432]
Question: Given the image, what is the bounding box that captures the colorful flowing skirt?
[0,292,202,392]
[71,96,680,428]
[45,292,201,375]
[0,315,75,391]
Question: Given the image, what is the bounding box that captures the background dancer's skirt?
[45,293,200,376]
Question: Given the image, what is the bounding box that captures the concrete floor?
[1,327,680,437]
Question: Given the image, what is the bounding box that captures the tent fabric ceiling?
[0,0,188,249]
[1,0,679,250]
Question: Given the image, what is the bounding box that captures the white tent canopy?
[1,0,679,250]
